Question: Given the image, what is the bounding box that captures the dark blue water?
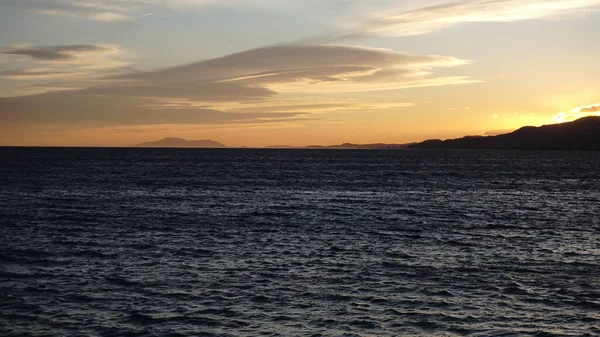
[1,148,599,336]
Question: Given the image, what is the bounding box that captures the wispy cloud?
[30,8,131,22]
[1,0,284,21]
[0,69,70,79]
[353,0,600,37]
[5,0,599,28]
[0,90,303,126]
[0,0,152,21]
[220,101,414,114]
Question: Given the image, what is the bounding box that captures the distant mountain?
[137,137,226,148]
[408,116,600,150]
[306,142,411,149]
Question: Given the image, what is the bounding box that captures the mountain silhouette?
[137,137,226,148]
[408,116,600,150]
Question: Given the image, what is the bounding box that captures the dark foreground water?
[1,148,599,337]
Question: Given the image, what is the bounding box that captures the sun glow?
[553,103,600,123]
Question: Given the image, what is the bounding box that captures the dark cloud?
[2,45,111,61]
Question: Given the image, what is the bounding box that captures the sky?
[1,0,599,147]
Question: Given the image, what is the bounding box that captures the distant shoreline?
[4,116,600,150]
[2,146,600,152]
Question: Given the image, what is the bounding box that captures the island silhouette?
[136,137,226,148]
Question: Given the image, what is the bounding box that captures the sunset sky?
[1,0,599,147]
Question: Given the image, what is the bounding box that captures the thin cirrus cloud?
[0,0,151,21]
[353,0,600,37]
[0,44,474,128]
[5,0,600,27]
[0,0,281,21]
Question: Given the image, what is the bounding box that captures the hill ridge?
[408,116,600,150]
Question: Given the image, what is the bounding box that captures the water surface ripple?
[1,148,599,336]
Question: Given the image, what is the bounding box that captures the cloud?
[0,44,131,87]
[6,0,599,29]
[552,103,600,123]
[0,44,474,129]
[2,45,115,62]
[82,81,276,101]
[0,69,70,79]
[122,44,475,93]
[1,0,151,21]
[211,99,414,115]
[575,103,600,113]
[1,0,283,21]
[30,8,132,22]
[353,0,600,37]
[0,90,303,127]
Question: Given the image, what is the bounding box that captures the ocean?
[1,148,599,336]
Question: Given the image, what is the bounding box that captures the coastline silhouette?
[407,116,600,150]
